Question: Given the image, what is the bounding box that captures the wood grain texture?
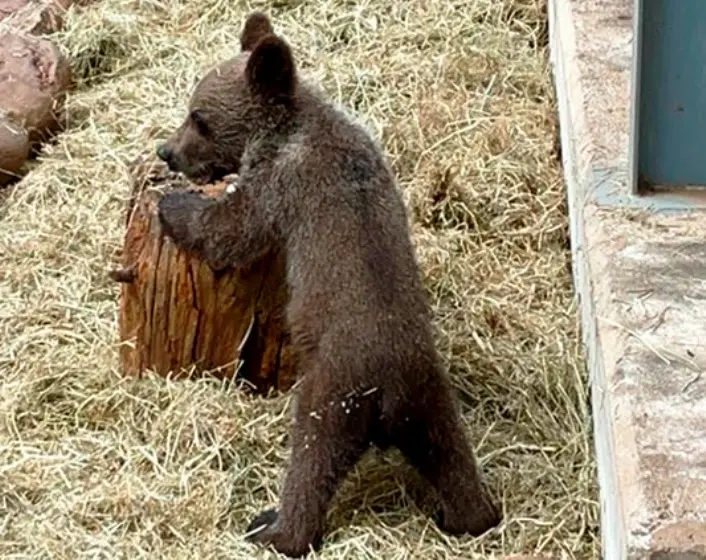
[111,157,295,394]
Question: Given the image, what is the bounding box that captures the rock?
[0,32,71,148]
[0,0,74,35]
[0,117,29,185]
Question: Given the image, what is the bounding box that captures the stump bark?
[111,157,296,395]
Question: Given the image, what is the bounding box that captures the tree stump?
[110,156,296,395]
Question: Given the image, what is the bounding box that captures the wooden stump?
[110,156,296,395]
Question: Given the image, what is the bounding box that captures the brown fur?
[156,12,501,558]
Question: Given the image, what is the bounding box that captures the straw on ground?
[0,0,598,558]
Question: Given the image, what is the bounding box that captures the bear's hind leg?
[393,391,501,537]
[246,378,371,557]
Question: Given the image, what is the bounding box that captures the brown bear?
[156,11,501,558]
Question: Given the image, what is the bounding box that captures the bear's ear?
[240,12,274,51]
[245,35,296,104]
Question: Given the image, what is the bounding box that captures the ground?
[0,0,598,558]
[551,0,706,557]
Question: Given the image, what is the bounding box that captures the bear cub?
[156,12,501,558]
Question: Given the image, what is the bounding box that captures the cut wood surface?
[111,157,295,394]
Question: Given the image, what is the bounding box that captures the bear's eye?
[190,110,210,136]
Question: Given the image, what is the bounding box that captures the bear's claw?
[245,509,279,542]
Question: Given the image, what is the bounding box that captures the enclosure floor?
[0,1,597,558]
[550,0,706,558]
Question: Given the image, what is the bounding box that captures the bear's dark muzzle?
[156,144,173,167]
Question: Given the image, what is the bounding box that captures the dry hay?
[0,0,599,558]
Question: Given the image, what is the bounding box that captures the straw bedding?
[0,0,598,557]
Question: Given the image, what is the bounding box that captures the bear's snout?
[157,144,173,166]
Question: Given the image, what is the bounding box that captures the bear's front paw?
[157,190,204,247]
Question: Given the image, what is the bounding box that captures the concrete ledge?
[550,0,706,559]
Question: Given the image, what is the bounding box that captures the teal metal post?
[629,0,706,194]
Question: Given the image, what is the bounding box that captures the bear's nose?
[156,144,171,163]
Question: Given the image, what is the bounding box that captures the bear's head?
[157,12,297,184]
